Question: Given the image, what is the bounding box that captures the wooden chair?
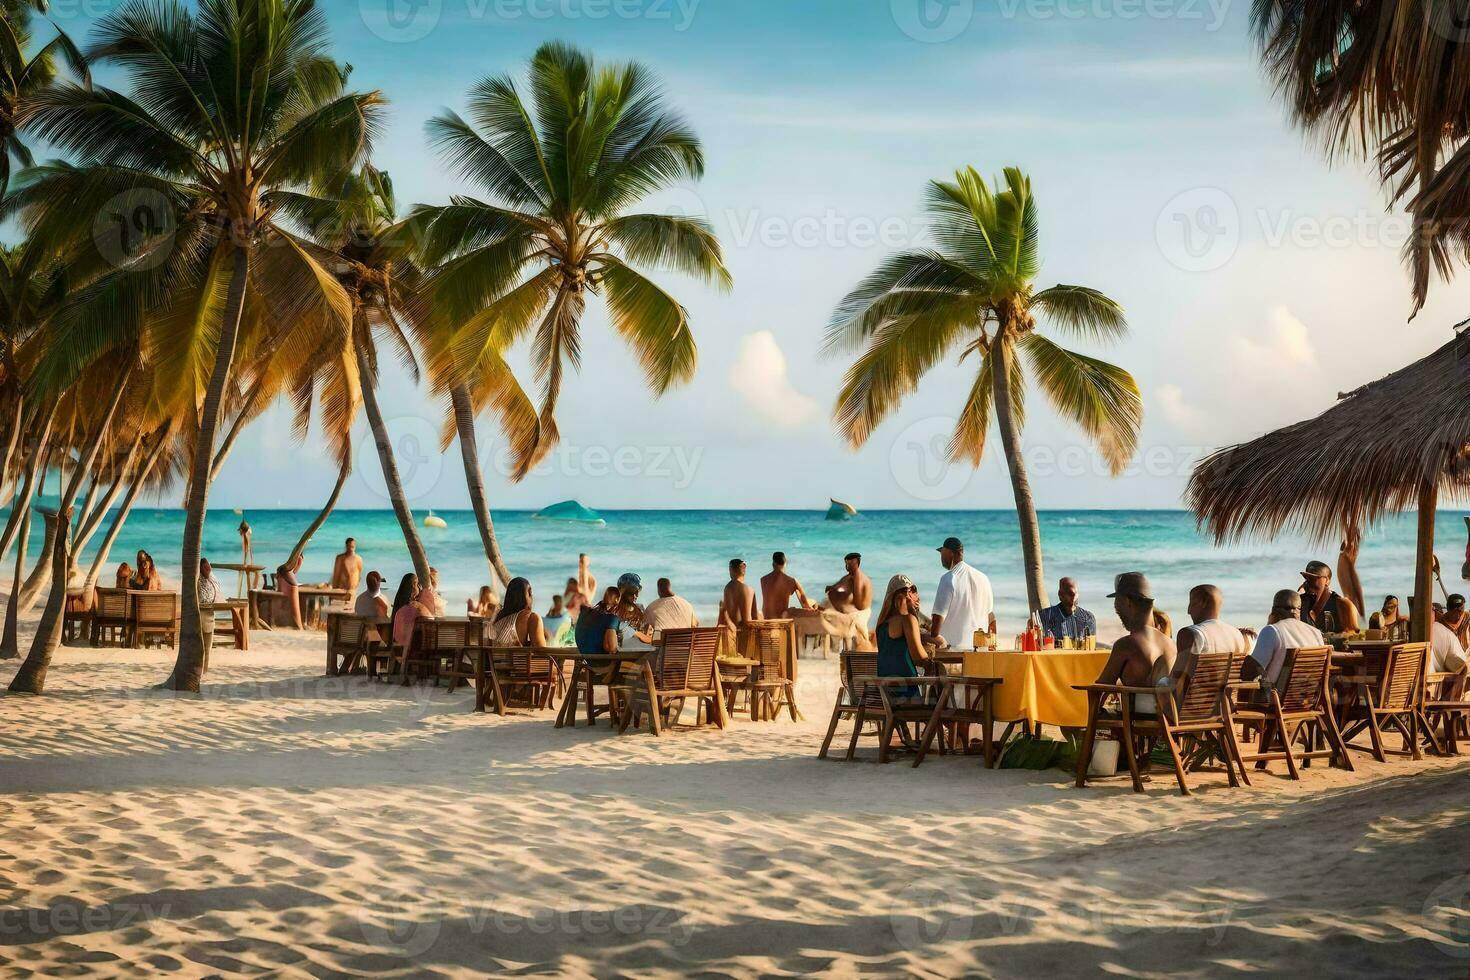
[817,649,936,763]
[731,621,801,722]
[89,588,132,647]
[326,614,373,676]
[1075,651,1250,796]
[1352,641,1431,762]
[617,627,725,735]
[415,619,471,688]
[490,646,560,709]
[1234,646,1354,778]
[62,590,91,644]
[1424,667,1469,755]
[130,592,180,649]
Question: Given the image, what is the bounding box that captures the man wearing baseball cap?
[929,536,995,649]
[1298,560,1360,633]
[1092,572,1176,718]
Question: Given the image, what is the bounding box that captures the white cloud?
[1227,305,1317,369]
[1156,384,1208,439]
[729,331,819,431]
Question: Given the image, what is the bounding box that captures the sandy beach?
[1,603,1466,978]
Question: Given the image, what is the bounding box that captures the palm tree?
[408,41,731,579]
[0,0,86,196]
[16,0,383,691]
[1252,1,1470,312]
[827,167,1142,613]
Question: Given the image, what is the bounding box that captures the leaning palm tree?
[408,41,731,576]
[0,0,86,195]
[827,167,1142,613]
[15,0,383,691]
[1252,1,1470,313]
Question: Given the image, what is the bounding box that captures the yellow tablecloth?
[962,650,1111,728]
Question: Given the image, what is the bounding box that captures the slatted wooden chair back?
[747,622,789,679]
[133,592,179,626]
[1277,646,1331,712]
[422,620,468,651]
[840,650,884,709]
[1176,650,1235,722]
[1378,643,1427,710]
[658,628,720,689]
[331,615,366,651]
[94,588,129,620]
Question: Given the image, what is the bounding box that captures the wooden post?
[1413,483,1438,642]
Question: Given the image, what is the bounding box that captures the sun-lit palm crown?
[826,166,1141,474]
[408,41,731,470]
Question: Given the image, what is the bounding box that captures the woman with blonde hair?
[875,574,934,701]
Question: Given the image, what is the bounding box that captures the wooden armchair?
[131,592,180,649]
[1424,666,1470,755]
[817,649,937,763]
[731,621,801,722]
[489,646,561,709]
[617,627,725,735]
[412,619,471,688]
[89,588,132,647]
[1075,651,1249,795]
[325,613,375,676]
[1352,642,1431,761]
[62,590,91,644]
[1234,646,1353,778]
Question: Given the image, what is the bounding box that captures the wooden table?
[214,562,266,598]
[911,674,1003,768]
[203,599,250,651]
[549,650,656,729]
[297,587,352,631]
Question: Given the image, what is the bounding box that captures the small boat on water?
[424,511,448,529]
[826,498,858,521]
[533,500,606,526]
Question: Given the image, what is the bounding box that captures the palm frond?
[1021,333,1141,475]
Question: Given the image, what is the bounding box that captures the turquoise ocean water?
[15,507,1470,634]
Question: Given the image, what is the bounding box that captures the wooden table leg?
[981,687,995,768]
[912,681,950,768]
[556,662,583,728]
[474,650,486,712]
[643,664,662,736]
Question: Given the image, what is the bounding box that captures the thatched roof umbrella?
[1188,329,1470,640]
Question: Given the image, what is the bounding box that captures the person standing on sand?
[276,553,304,629]
[332,538,362,597]
[721,559,759,630]
[761,552,816,619]
[1093,572,1176,719]
[928,537,993,650]
[577,554,597,604]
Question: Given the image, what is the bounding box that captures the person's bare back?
[760,565,813,618]
[721,559,759,629]
[332,542,362,594]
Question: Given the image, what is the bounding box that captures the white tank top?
[491,612,525,647]
[1178,619,1247,656]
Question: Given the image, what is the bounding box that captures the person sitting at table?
[354,571,390,618]
[467,585,499,619]
[275,554,304,629]
[614,573,646,630]
[876,574,935,704]
[391,573,433,649]
[638,578,699,642]
[1298,559,1360,633]
[1439,594,1470,649]
[1092,572,1176,720]
[543,593,568,640]
[130,550,162,591]
[575,587,623,655]
[1369,594,1411,641]
[1151,607,1173,638]
[491,578,549,647]
[1242,590,1323,689]
[425,568,448,617]
[557,592,584,646]
[197,558,223,646]
[1171,584,1246,688]
[1038,577,1098,646]
[115,562,133,590]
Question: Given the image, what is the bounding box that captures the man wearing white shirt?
[929,536,995,649]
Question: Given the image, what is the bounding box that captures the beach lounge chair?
[1424,667,1470,755]
[1233,646,1353,778]
[617,627,724,735]
[130,592,180,649]
[731,621,801,722]
[1074,650,1249,795]
[1351,641,1431,762]
[89,587,131,647]
[818,650,936,763]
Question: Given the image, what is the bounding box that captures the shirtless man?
[332,538,363,596]
[720,558,759,630]
[760,552,816,618]
[577,554,597,603]
[1093,572,1176,717]
[826,553,873,621]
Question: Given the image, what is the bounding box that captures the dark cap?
[937,536,964,553]
[1451,594,1467,610]
[1107,571,1153,601]
[1301,560,1332,579]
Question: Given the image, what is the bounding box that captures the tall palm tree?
[1252,1,1470,313]
[0,0,86,196]
[15,0,383,691]
[827,167,1142,613]
[408,41,731,577]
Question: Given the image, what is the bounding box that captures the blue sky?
[40,0,1470,511]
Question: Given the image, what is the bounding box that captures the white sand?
[1,605,1468,978]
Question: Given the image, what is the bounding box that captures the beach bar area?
[1188,328,1470,642]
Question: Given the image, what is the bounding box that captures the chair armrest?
[1072,683,1160,696]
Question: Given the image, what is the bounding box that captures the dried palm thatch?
[1189,328,1470,543]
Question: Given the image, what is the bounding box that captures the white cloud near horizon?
[729,331,820,431]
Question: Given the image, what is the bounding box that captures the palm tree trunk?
[0,396,25,510]
[84,430,168,595]
[0,507,31,660]
[451,383,511,593]
[8,506,72,694]
[168,248,251,693]
[15,512,58,613]
[288,454,350,565]
[356,340,431,584]
[991,336,1048,613]
[70,441,142,580]
[0,407,52,567]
